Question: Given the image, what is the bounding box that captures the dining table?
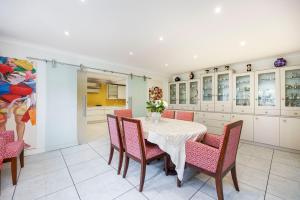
[137,117,207,181]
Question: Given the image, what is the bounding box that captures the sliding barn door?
[77,70,87,144]
[127,76,147,117]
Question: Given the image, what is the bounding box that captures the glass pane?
[179,83,186,104]
[202,76,212,101]
[258,72,276,106]
[217,74,229,101]
[285,69,300,107]
[169,84,176,104]
[236,75,250,106]
[190,81,198,104]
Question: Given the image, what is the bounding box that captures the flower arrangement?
[146,100,168,113]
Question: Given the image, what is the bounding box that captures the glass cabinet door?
[189,81,198,104]
[235,75,251,106]
[217,73,229,101]
[284,69,300,108]
[179,82,187,104]
[257,72,276,107]
[202,76,213,102]
[169,84,176,104]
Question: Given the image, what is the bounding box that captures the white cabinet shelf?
[214,71,233,113]
[254,116,279,146]
[200,74,215,112]
[107,84,126,100]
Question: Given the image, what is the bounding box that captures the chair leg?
[139,163,146,192]
[215,176,224,200]
[122,155,129,178]
[177,177,182,187]
[108,146,114,165]
[117,150,123,175]
[231,165,239,191]
[20,150,24,168]
[11,157,18,185]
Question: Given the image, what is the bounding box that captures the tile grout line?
[263,149,274,200]
[11,163,22,199]
[188,177,212,200]
[60,150,82,200]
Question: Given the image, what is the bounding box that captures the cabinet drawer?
[201,103,214,112]
[281,110,300,117]
[233,107,254,114]
[200,119,226,128]
[215,104,232,113]
[280,118,300,150]
[198,112,230,121]
[255,109,280,116]
[87,109,105,116]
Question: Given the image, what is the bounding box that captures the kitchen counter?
[87,106,125,123]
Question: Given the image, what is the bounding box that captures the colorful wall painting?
[149,86,163,101]
[0,56,36,149]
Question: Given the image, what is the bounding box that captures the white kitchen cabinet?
[195,112,230,135]
[255,69,280,115]
[214,71,233,113]
[117,85,126,99]
[188,79,200,110]
[107,84,118,99]
[280,117,300,150]
[231,114,254,141]
[280,66,300,117]
[233,72,254,114]
[254,116,279,146]
[200,74,215,112]
[178,81,188,109]
[169,83,177,109]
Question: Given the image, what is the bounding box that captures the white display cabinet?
[280,117,300,150]
[231,114,254,141]
[280,66,300,117]
[168,83,177,109]
[188,79,200,110]
[255,69,280,115]
[178,81,188,109]
[253,116,279,146]
[214,71,233,113]
[200,73,215,112]
[233,72,254,114]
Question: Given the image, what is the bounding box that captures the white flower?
[163,100,168,108]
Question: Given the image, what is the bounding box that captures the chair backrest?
[121,117,146,160]
[217,120,243,173]
[161,110,175,119]
[106,114,123,149]
[0,136,5,158]
[114,109,133,118]
[175,111,194,121]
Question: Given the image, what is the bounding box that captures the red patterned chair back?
[114,109,133,118]
[107,114,123,149]
[121,117,146,160]
[0,136,5,157]
[161,110,175,119]
[175,111,194,121]
[217,120,243,172]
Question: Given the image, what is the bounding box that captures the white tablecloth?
[138,117,207,180]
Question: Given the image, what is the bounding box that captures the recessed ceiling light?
[81,0,85,2]
[214,6,222,14]
[159,36,164,41]
[240,41,246,46]
[64,31,70,36]
[129,51,134,56]
[193,55,198,59]
[165,64,169,67]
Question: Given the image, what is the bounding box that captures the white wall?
[170,51,300,81]
[0,38,169,153]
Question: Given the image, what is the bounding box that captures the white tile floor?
[1,124,300,200]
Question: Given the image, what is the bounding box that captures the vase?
[151,112,161,123]
[274,58,287,67]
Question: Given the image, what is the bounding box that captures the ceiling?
[0,0,300,75]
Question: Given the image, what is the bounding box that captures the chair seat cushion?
[146,143,164,160]
[0,157,3,169]
[4,141,24,158]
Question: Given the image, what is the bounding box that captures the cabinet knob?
[255,117,259,120]
[241,110,244,112]
[294,112,298,115]
[283,119,287,122]
[265,111,268,114]
[232,115,235,118]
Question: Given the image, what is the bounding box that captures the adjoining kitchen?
[86,72,127,141]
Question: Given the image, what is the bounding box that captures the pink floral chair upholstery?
[121,117,167,192]
[114,109,133,119]
[0,130,24,185]
[179,120,243,200]
[106,114,124,175]
[161,110,175,119]
[0,137,4,191]
[175,111,194,121]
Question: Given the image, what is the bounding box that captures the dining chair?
[0,137,4,194]
[0,130,24,185]
[179,120,243,200]
[121,117,167,192]
[106,114,124,175]
[114,109,133,119]
[175,111,194,121]
[161,110,175,119]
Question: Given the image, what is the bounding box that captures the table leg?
[166,154,177,176]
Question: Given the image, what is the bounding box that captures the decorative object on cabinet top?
[213,67,218,72]
[274,57,287,67]
[175,76,181,82]
[246,64,252,72]
[189,72,194,79]
[205,69,210,74]
[225,65,230,70]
